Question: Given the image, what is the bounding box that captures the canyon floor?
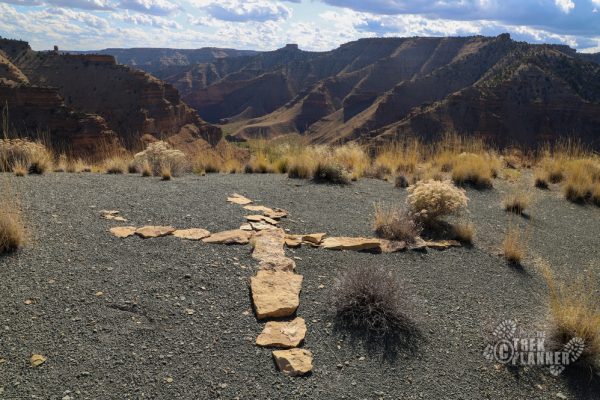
[0,173,599,399]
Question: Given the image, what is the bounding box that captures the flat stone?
[203,229,252,245]
[239,223,253,231]
[379,239,407,253]
[285,235,303,248]
[227,193,253,205]
[244,205,273,214]
[135,226,176,238]
[250,222,278,231]
[408,237,428,251]
[272,349,313,376]
[109,226,137,238]
[244,205,288,219]
[258,256,296,272]
[425,240,462,250]
[252,229,285,261]
[100,210,119,216]
[302,233,326,245]
[256,318,307,348]
[321,237,381,251]
[173,228,211,240]
[250,270,303,319]
[245,215,279,225]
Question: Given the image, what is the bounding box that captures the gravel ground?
[0,172,599,399]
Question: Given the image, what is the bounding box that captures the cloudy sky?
[1,0,599,52]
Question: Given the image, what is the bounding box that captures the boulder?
[250,270,303,319]
[272,349,313,376]
[109,226,137,238]
[135,226,176,238]
[256,318,307,348]
[321,237,381,251]
[203,229,252,245]
[173,228,211,240]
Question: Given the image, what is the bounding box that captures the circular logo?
[493,339,515,364]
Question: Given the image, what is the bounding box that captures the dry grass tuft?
[134,141,187,176]
[451,153,495,188]
[333,265,420,342]
[373,203,421,243]
[141,161,152,177]
[104,156,128,174]
[0,186,25,254]
[540,261,600,369]
[406,180,469,223]
[0,139,52,175]
[503,190,531,214]
[334,143,370,180]
[533,169,549,189]
[453,222,475,244]
[374,139,421,176]
[160,166,172,181]
[12,161,27,177]
[313,161,350,184]
[502,226,526,265]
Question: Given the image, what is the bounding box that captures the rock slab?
[250,270,303,319]
[109,226,137,238]
[173,228,211,240]
[321,237,381,251]
[272,349,313,376]
[135,226,176,238]
[256,317,307,348]
[203,229,252,245]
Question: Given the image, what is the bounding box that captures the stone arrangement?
[104,194,464,376]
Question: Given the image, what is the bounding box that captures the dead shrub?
[313,161,350,184]
[394,175,409,188]
[133,141,187,176]
[333,265,420,346]
[0,139,52,175]
[373,203,421,243]
[406,180,469,223]
[0,195,24,254]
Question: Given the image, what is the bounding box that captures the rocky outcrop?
[166,35,600,149]
[0,37,224,156]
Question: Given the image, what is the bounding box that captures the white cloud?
[192,0,292,22]
[555,0,575,13]
[113,10,181,28]
[119,0,179,16]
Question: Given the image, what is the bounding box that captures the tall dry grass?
[539,261,600,369]
[0,177,25,254]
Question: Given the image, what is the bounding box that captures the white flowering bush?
[406,180,469,222]
[133,141,188,176]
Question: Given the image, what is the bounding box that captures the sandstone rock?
[202,229,252,245]
[408,237,428,251]
[250,270,303,319]
[227,193,252,205]
[321,237,381,251]
[272,349,313,376]
[243,205,288,219]
[302,233,326,245]
[425,240,462,250]
[239,223,253,231]
[379,239,407,253]
[253,229,284,255]
[101,210,127,221]
[135,226,176,238]
[285,235,303,248]
[256,318,307,348]
[109,226,137,238]
[173,228,211,240]
[258,256,296,272]
[245,215,279,225]
[250,222,278,231]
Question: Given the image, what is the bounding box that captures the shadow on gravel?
[333,319,424,363]
[563,367,600,400]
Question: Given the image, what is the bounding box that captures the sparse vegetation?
[104,156,128,174]
[451,153,495,188]
[540,261,600,369]
[373,203,421,243]
[134,141,187,177]
[453,222,475,244]
[0,139,52,175]
[12,161,27,177]
[503,190,531,214]
[333,265,419,340]
[161,166,172,181]
[141,161,152,177]
[0,183,24,254]
[406,180,469,223]
[313,161,350,184]
[502,226,526,265]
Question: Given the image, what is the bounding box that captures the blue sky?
[0,0,599,52]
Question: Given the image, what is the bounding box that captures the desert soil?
[0,173,599,399]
